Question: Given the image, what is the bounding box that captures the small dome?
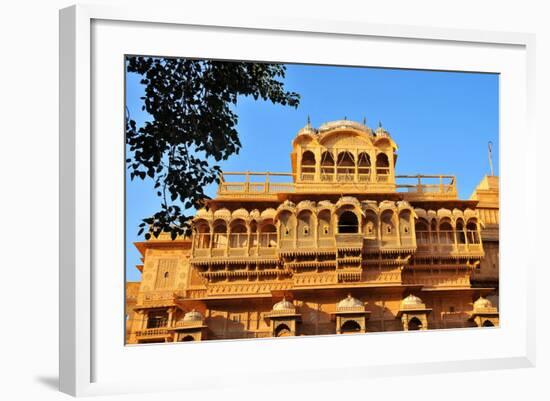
[336,196,361,210]
[297,200,316,211]
[297,122,317,136]
[195,208,211,218]
[318,120,371,134]
[474,296,493,309]
[213,208,231,220]
[183,309,203,322]
[232,208,249,220]
[401,294,424,309]
[337,294,363,309]
[374,122,389,137]
[273,297,295,312]
[260,208,277,220]
[318,200,333,208]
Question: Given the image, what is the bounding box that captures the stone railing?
[335,234,363,248]
[265,308,296,317]
[335,306,365,313]
[415,230,483,257]
[135,328,170,337]
[473,306,498,314]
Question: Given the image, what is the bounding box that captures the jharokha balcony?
[190,212,484,266]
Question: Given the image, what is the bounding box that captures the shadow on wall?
[297,301,335,335]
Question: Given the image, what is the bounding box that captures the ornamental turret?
[291,119,398,193]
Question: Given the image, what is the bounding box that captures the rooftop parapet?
[216,171,457,200]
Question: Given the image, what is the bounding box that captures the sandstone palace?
[126,119,499,344]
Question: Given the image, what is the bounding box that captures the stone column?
[167,307,174,328]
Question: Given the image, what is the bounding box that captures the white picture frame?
[59,4,536,397]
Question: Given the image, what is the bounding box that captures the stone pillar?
[167,307,174,328]
[395,212,401,247]
[297,147,302,181]
[225,223,230,256]
[353,148,358,182]
[315,147,321,182]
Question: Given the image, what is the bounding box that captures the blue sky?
[125,62,499,282]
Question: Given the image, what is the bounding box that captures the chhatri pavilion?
[126,119,499,344]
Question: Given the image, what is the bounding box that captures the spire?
[307,115,311,126]
[363,117,367,125]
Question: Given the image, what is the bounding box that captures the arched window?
[318,210,332,238]
[376,153,390,182]
[278,211,295,245]
[439,219,453,244]
[260,222,277,247]
[408,317,423,331]
[301,150,316,181]
[467,220,480,244]
[364,210,378,239]
[180,335,195,342]
[482,320,495,327]
[194,220,211,248]
[399,210,412,236]
[320,151,335,181]
[415,218,429,245]
[275,324,291,337]
[229,219,247,248]
[146,311,168,329]
[357,152,371,182]
[381,210,396,244]
[456,219,466,244]
[336,151,355,182]
[338,211,358,234]
[297,210,314,240]
[340,320,361,334]
[212,221,228,248]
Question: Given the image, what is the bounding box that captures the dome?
[318,119,371,134]
[474,296,493,309]
[249,209,261,220]
[374,122,389,137]
[232,208,249,220]
[318,200,334,208]
[336,196,361,209]
[213,208,231,220]
[337,294,363,309]
[401,294,424,309]
[297,118,317,136]
[260,208,276,220]
[272,297,295,312]
[296,200,316,211]
[195,208,211,219]
[183,309,203,322]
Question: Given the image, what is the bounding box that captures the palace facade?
[126,119,499,344]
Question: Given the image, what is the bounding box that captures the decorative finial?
[307,115,311,126]
[488,141,494,176]
[344,116,347,120]
[378,120,383,128]
[363,117,367,125]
